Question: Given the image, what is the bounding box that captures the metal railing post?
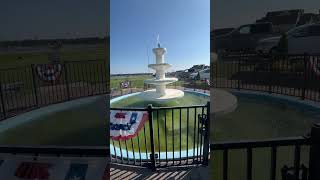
[204,79,206,93]
[130,80,132,93]
[0,78,6,119]
[268,53,273,94]
[119,82,122,96]
[302,53,308,100]
[202,101,210,165]
[308,123,320,180]
[31,64,39,107]
[104,60,109,95]
[147,104,156,170]
[237,54,241,90]
[64,62,71,100]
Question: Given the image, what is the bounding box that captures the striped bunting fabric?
[110,110,148,141]
[0,156,108,179]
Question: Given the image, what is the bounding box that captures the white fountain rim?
[138,89,184,101]
[145,78,178,82]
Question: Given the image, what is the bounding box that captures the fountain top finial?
[157,34,161,48]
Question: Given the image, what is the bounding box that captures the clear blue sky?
[110,0,210,74]
[0,0,108,41]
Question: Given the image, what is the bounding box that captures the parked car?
[198,68,210,80]
[189,72,199,79]
[175,69,190,79]
[216,22,278,53]
[256,23,320,54]
[190,68,210,80]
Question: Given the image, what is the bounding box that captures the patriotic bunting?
[36,64,63,82]
[120,81,130,89]
[14,162,52,179]
[110,111,148,141]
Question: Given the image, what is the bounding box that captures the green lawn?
[0,44,106,68]
[110,75,152,90]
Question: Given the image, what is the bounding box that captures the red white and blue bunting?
[120,81,130,89]
[0,158,108,180]
[36,64,63,82]
[110,111,148,141]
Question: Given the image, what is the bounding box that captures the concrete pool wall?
[228,89,320,110]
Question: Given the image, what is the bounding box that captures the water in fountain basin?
[110,91,210,152]
[111,91,209,108]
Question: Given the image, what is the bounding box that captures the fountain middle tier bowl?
[138,89,184,101]
[144,78,178,85]
[148,63,172,71]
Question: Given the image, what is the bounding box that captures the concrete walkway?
[110,163,209,180]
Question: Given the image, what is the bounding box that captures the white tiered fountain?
[140,40,184,101]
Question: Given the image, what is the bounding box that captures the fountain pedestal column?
[142,42,184,101]
[156,85,166,96]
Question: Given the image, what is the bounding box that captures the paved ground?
[0,154,108,179]
[110,163,209,180]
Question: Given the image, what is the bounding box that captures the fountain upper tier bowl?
[148,63,172,71]
[138,89,184,101]
[144,77,178,85]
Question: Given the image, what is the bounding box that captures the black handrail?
[210,136,311,150]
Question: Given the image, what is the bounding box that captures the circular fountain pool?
[0,95,108,146]
[213,90,320,141]
[110,90,210,160]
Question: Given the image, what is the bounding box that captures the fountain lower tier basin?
[144,78,178,85]
[138,89,184,101]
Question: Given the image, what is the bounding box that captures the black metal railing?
[0,60,108,120]
[210,123,320,180]
[212,53,320,102]
[110,79,210,99]
[110,102,210,170]
[209,53,320,179]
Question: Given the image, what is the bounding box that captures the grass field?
[0,44,107,68]
[110,75,152,90]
